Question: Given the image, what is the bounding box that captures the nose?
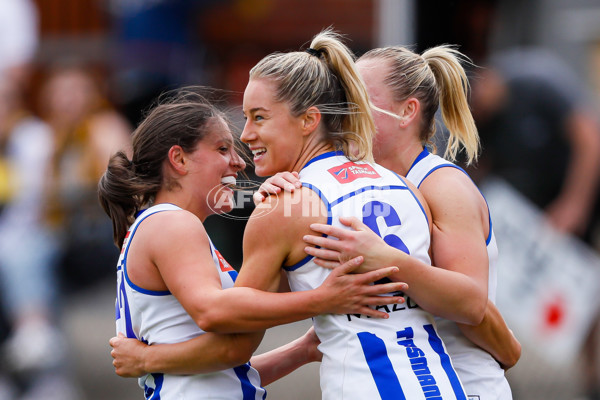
[240,119,254,144]
[231,148,246,171]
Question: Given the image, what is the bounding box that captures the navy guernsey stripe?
[357,332,406,399]
[406,148,430,177]
[144,373,164,400]
[389,171,429,227]
[329,185,409,208]
[301,150,345,170]
[416,164,463,189]
[233,364,259,400]
[123,208,174,296]
[424,324,467,399]
[416,163,494,245]
[284,182,331,272]
[117,277,137,339]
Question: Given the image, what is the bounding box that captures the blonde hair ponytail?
[359,45,480,164]
[423,45,479,164]
[309,29,375,162]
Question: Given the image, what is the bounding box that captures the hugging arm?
[457,302,521,370]
[155,209,406,335]
[304,214,487,325]
[109,331,263,377]
[303,169,521,366]
[266,172,489,325]
[304,217,520,366]
[110,326,323,381]
[250,326,322,386]
[108,253,399,377]
[110,194,407,378]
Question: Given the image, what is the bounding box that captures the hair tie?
[305,48,323,58]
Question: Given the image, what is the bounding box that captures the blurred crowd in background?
[1,0,600,399]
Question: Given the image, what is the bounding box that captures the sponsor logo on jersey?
[328,162,381,183]
[214,249,234,272]
[120,231,131,254]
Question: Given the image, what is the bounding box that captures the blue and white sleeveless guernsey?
[115,203,266,400]
[406,149,512,400]
[287,151,467,400]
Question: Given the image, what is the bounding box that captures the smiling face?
[240,78,305,177]
[185,116,246,218]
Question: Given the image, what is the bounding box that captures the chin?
[254,165,277,178]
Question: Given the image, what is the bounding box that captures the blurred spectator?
[0,0,38,85]
[38,61,132,292]
[0,73,78,399]
[106,0,221,126]
[0,1,82,398]
[470,47,600,400]
[471,47,600,239]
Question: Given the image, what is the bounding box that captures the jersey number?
[362,200,409,254]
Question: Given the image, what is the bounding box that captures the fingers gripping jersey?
[287,152,467,400]
[115,204,266,400]
[406,149,512,400]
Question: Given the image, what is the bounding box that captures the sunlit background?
[1,0,600,399]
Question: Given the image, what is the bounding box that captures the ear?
[301,106,322,136]
[167,145,188,175]
[398,98,420,127]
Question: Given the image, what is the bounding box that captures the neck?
[154,190,209,222]
[290,138,335,173]
[375,140,424,176]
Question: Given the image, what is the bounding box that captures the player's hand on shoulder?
[253,171,302,205]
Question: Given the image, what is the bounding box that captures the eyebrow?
[245,107,269,115]
[211,132,234,145]
[220,136,234,145]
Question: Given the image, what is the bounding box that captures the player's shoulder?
[420,164,477,195]
[244,186,327,265]
[420,166,487,218]
[250,186,326,225]
[137,207,208,242]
